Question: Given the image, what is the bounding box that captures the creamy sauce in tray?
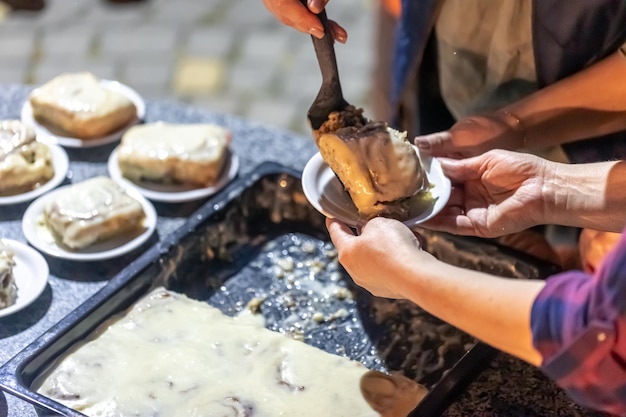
[36,288,380,417]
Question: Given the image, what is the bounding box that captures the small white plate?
[301,147,451,227]
[107,146,239,203]
[0,239,49,318]
[0,143,69,206]
[21,182,157,262]
[21,79,146,148]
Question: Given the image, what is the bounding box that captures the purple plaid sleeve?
[531,230,626,416]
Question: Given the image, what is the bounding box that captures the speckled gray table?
[0,84,607,417]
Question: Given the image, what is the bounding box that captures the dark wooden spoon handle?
[298,0,349,129]
[299,1,343,88]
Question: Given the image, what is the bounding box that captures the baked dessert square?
[43,176,146,249]
[29,72,137,139]
[0,120,54,196]
[117,122,231,187]
[316,109,427,220]
[0,240,17,309]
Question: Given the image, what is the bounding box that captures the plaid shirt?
[531,229,626,416]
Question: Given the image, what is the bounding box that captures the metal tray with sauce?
[0,162,560,417]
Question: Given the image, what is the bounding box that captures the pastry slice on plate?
[0,120,54,196]
[117,122,231,188]
[43,176,146,250]
[29,72,137,139]
[0,240,17,309]
[315,107,428,221]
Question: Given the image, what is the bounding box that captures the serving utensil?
[360,370,428,417]
[300,0,351,130]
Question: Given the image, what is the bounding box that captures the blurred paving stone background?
[0,0,376,136]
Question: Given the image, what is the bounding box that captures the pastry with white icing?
[29,72,137,139]
[117,122,231,187]
[0,120,54,196]
[36,288,381,417]
[317,116,427,220]
[43,176,146,249]
[0,241,17,309]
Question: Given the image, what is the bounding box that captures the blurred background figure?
[0,0,376,137]
[371,0,400,122]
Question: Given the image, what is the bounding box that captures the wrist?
[496,109,528,149]
[543,161,612,228]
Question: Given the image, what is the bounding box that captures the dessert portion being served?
[117,122,231,187]
[42,176,146,250]
[29,72,137,139]
[0,120,54,196]
[36,287,381,417]
[314,106,428,220]
[0,240,17,309]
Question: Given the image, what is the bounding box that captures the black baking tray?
[0,162,560,417]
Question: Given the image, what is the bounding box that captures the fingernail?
[309,26,324,39]
[308,0,324,12]
[335,33,347,43]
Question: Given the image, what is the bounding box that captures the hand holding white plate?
[0,239,49,318]
[107,146,239,203]
[21,79,146,148]
[0,144,69,206]
[301,148,451,227]
[22,182,157,261]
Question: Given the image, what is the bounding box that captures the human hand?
[423,149,550,238]
[578,228,622,273]
[262,0,347,42]
[326,217,437,299]
[413,111,525,158]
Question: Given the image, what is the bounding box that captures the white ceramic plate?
[301,147,451,227]
[107,146,239,203]
[0,144,69,206]
[0,239,49,318]
[21,79,146,148]
[21,182,157,261]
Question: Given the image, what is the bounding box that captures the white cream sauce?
[119,122,231,163]
[43,176,145,249]
[0,120,53,195]
[31,72,133,117]
[0,120,35,162]
[36,288,380,417]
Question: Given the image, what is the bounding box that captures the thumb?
[414,131,453,156]
[326,217,357,250]
[437,156,484,183]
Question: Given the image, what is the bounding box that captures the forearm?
[542,159,626,231]
[503,51,626,149]
[393,250,545,365]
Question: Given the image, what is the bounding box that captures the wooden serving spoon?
[360,370,429,417]
[299,0,351,131]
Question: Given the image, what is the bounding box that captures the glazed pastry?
[43,176,146,249]
[29,72,137,139]
[36,288,381,417]
[316,116,427,220]
[117,122,231,187]
[0,240,17,310]
[0,120,54,196]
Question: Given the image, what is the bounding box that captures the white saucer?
[301,147,451,227]
[0,239,49,318]
[21,181,157,261]
[21,79,146,148]
[107,146,239,203]
[0,143,69,206]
